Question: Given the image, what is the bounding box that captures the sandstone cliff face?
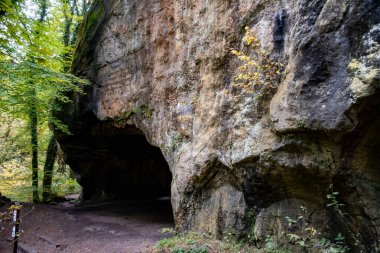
[57,0,380,251]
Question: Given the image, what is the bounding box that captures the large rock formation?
[56,0,380,251]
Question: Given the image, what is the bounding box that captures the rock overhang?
[56,0,380,250]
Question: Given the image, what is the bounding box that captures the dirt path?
[0,198,174,253]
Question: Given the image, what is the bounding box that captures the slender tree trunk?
[40,0,79,201]
[70,0,81,47]
[38,0,47,23]
[42,134,57,203]
[62,0,74,47]
[62,0,75,72]
[82,0,90,15]
[29,0,47,203]
[29,91,39,202]
[41,0,91,200]
[40,0,77,201]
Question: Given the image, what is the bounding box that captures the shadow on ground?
[0,197,174,253]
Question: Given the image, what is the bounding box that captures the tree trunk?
[29,93,39,203]
[38,0,47,23]
[62,0,76,72]
[29,0,47,203]
[42,134,57,203]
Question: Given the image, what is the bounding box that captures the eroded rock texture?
[56,0,380,251]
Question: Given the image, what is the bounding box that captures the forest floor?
[0,197,174,253]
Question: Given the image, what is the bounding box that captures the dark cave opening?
[55,120,175,244]
[61,121,172,204]
[334,95,380,251]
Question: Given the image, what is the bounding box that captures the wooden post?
[12,202,21,253]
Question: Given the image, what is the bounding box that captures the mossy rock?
[72,0,116,74]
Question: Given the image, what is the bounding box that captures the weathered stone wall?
[57,0,380,251]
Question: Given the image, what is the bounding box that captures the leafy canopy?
[0,0,88,131]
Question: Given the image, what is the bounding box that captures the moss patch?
[147,231,248,253]
[104,104,153,125]
[85,2,105,37]
[71,0,108,74]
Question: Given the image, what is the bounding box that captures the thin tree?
[29,0,48,203]
[42,0,90,202]
[42,133,57,202]
[42,0,75,203]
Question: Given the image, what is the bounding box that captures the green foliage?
[0,0,89,202]
[0,160,81,202]
[86,1,104,33]
[187,246,208,253]
[156,232,201,249]
[296,120,305,129]
[53,177,81,197]
[0,0,89,125]
[283,205,350,253]
[222,227,240,248]
[161,227,177,235]
[172,246,208,253]
[316,234,350,253]
[154,229,247,253]
[172,248,186,253]
[0,119,81,202]
[264,236,291,253]
[326,184,345,216]
[0,61,87,131]
[154,224,349,253]
[0,1,29,59]
[0,0,88,126]
[246,208,258,244]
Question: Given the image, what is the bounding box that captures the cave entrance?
[65,122,173,219]
[350,115,380,184]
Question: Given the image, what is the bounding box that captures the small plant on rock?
[326,184,345,216]
[264,236,291,253]
[231,26,283,94]
[284,206,350,253]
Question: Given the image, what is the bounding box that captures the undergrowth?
[149,186,352,253]
[149,228,247,253]
[149,227,350,253]
[0,115,81,202]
